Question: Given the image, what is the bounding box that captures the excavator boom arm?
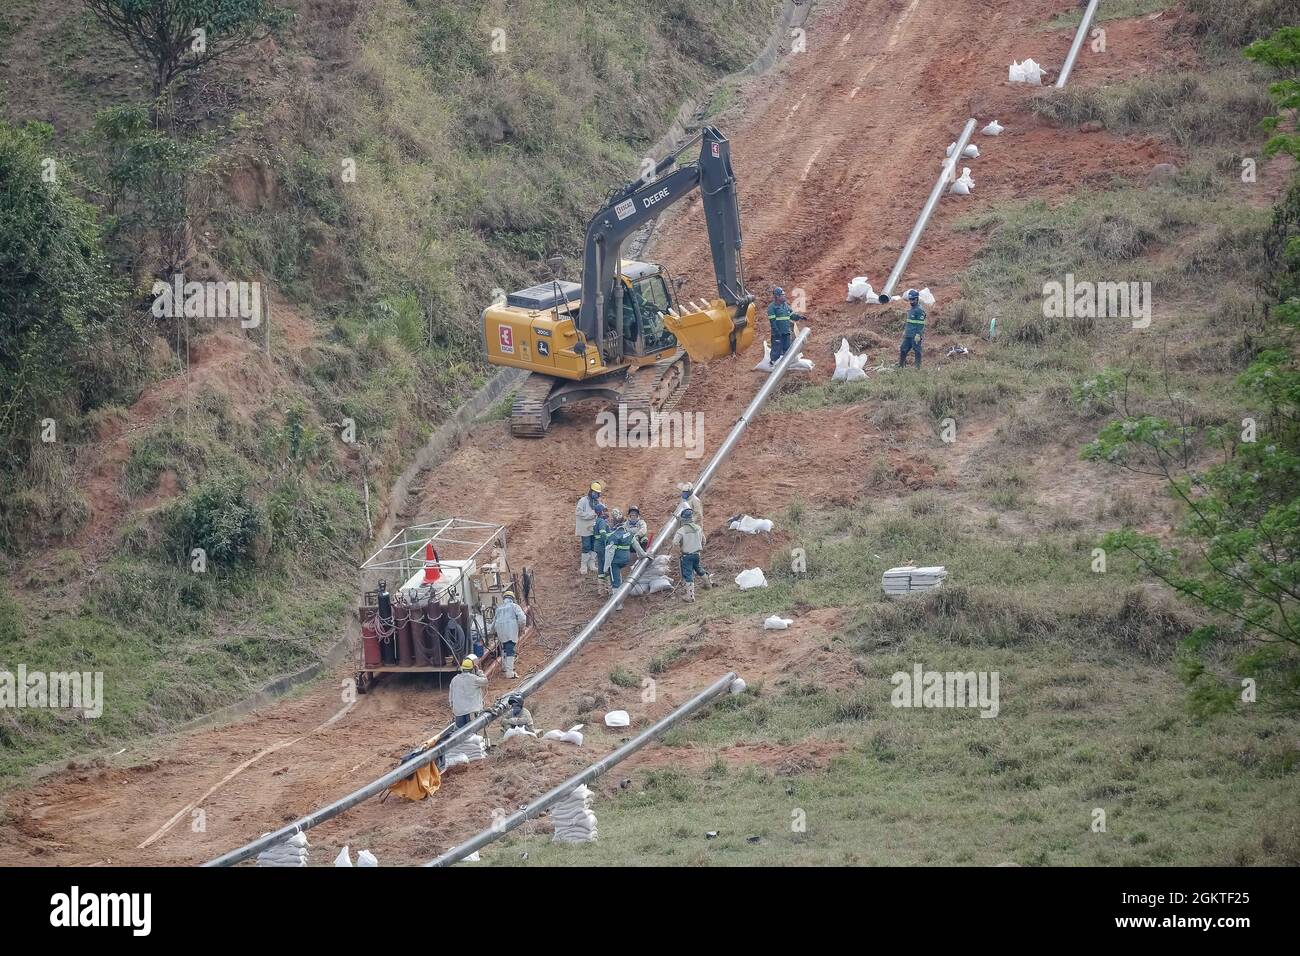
[577,126,749,351]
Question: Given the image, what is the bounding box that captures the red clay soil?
[0,0,1190,866]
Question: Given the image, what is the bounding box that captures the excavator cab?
[607,266,680,360]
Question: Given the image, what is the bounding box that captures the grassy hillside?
[0,0,776,780]
[481,3,1300,866]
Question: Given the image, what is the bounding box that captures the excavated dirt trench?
[0,0,1188,866]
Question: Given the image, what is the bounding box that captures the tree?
[0,121,123,473]
[80,0,292,130]
[1083,184,1300,715]
[1245,26,1300,162]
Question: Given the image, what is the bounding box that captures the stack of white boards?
[882,566,947,596]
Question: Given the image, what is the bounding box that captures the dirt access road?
[0,0,1184,865]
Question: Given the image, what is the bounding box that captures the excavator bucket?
[664,299,755,362]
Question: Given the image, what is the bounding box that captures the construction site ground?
[3,0,1297,866]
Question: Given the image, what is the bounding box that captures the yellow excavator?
[482,126,756,436]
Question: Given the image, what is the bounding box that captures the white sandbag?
[764,615,793,630]
[949,167,974,195]
[735,568,768,589]
[502,726,537,740]
[945,141,956,157]
[982,119,1004,136]
[791,353,814,371]
[334,846,353,867]
[844,366,868,382]
[464,851,481,862]
[963,143,980,159]
[357,850,379,867]
[1009,58,1042,84]
[444,752,469,768]
[753,340,773,371]
[846,276,875,302]
[918,287,936,307]
[605,710,630,728]
[628,574,673,596]
[729,678,747,695]
[729,514,774,534]
[543,725,585,746]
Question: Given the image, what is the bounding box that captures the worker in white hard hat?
[448,656,488,728]
[493,592,527,679]
[575,481,604,575]
[675,482,703,528]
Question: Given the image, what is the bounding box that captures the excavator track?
[621,352,691,417]
[510,373,557,437]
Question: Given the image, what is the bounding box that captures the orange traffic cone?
[423,543,441,584]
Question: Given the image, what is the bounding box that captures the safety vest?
[906,305,927,328]
[768,303,793,330]
[609,527,633,563]
[593,517,610,548]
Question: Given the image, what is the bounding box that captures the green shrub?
[164,476,265,568]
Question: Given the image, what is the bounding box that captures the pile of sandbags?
[1008,59,1043,84]
[949,167,975,195]
[846,276,876,302]
[543,724,585,746]
[628,554,673,596]
[444,733,486,767]
[729,514,774,534]
[257,831,309,868]
[882,565,948,596]
[832,337,869,382]
[753,341,815,372]
[736,568,768,590]
[551,784,598,844]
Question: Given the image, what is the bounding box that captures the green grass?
[1048,0,1175,29]
[474,502,1299,866]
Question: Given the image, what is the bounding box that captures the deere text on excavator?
[482,126,756,436]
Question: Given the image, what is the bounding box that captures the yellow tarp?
[387,735,443,801]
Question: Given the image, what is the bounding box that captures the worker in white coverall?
[575,481,604,574]
[448,656,488,728]
[626,505,649,551]
[675,483,703,528]
[493,592,527,679]
[672,507,710,602]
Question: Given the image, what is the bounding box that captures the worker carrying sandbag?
[499,694,535,734]
[626,505,649,551]
[448,656,488,728]
[675,482,703,528]
[672,508,711,602]
[575,481,604,575]
[603,515,649,594]
[898,289,926,369]
[767,286,809,364]
[494,592,527,679]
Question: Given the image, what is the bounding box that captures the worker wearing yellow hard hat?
[575,480,606,576]
[449,654,487,728]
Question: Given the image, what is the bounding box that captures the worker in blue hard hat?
[602,513,649,597]
[766,286,809,365]
[898,289,926,369]
[672,507,710,602]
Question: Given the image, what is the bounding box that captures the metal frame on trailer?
[356,518,533,688]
